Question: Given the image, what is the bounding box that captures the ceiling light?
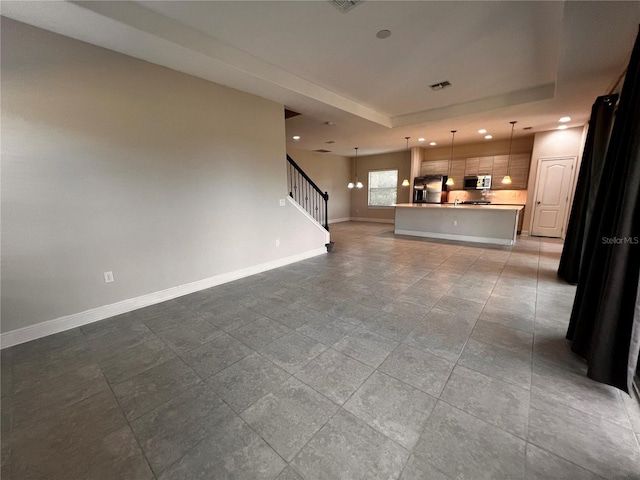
[418,138,425,142]
[557,125,568,130]
[478,129,487,134]
[484,135,493,140]
[324,121,334,126]
[376,29,391,39]
[348,147,363,189]
[292,135,300,140]
[446,130,456,187]
[559,117,571,123]
[429,142,437,146]
[401,137,410,187]
[502,121,517,185]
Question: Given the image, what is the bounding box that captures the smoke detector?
[328,0,363,13]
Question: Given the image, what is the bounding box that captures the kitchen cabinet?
[421,152,531,190]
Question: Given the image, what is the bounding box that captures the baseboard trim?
[0,247,327,349]
[350,217,395,224]
[328,217,351,224]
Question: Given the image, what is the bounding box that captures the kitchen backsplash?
[445,189,527,205]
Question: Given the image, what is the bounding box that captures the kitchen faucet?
[454,197,459,206]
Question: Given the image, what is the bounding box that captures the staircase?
[286,154,333,251]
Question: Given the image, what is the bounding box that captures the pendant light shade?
[402,137,410,187]
[502,121,517,184]
[446,130,456,186]
[348,147,363,189]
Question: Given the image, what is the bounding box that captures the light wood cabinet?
[478,156,493,175]
[420,152,531,190]
[448,159,466,188]
[465,157,480,176]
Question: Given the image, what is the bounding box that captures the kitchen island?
[394,203,524,246]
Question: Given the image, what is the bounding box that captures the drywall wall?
[1,18,328,339]
[523,127,586,233]
[286,148,351,222]
[349,151,412,222]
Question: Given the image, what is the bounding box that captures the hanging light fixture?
[502,121,517,184]
[347,147,363,189]
[401,137,411,186]
[446,130,456,186]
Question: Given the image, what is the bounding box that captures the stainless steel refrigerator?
[413,175,447,203]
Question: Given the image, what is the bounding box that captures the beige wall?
[286,148,351,222]
[349,151,412,222]
[523,127,587,233]
[1,19,328,337]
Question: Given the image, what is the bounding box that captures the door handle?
[536,201,541,205]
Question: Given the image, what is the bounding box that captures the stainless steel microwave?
[463,175,492,190]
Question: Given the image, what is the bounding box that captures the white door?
[531,157,576,237]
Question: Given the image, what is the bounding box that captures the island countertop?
[394,203,523,245]
[394,203,523,211]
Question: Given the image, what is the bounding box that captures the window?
[368,169,398,207]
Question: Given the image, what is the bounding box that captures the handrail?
[286,154,329,231]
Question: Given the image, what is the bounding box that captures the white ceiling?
[2,1,639,156]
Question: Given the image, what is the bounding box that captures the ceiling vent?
[430,80,452,91]
[328,0,363,13]
[313,149,332,153]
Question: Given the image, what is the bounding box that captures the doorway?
[531,157,576,238]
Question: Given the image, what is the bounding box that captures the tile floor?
[2,221,640,479]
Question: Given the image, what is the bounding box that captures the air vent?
[325,140,336,144]
[328,0,363,13]
[430,80,452,91]
[313,149,332,153]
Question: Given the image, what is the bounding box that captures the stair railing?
[286,154,329,231]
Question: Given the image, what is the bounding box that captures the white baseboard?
[520,230,530,236]
[0,247,327,349]
[350,217,395,224]
[328,217,351,224]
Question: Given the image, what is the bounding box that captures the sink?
[461,201,491,205]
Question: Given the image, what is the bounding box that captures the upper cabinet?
[421,152,531,190]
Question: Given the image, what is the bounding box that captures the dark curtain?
[557,94,618,284]
[567,26,640,393]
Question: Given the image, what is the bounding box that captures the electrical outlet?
[104,271,114,283]
[279,198,286,207]
[453,220,458,226]
[275,239,280,247]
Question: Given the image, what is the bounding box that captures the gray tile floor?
[2,221,640,479]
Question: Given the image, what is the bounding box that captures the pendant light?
[502,121,517,184]
[446,130,456,186]
[347,147,363,189]
[401,137,410,186]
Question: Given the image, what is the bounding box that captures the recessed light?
[559,116,571,123]
[484,135,493,140]
[418,138,425,142]
[325,140,335,144]
[376,29,391,39]
[557,125,568,130]
[429,142,437,146]
[478,129,487,134]
[292,135,301,140]
[523,126,533,130]
[324,121,334,126]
